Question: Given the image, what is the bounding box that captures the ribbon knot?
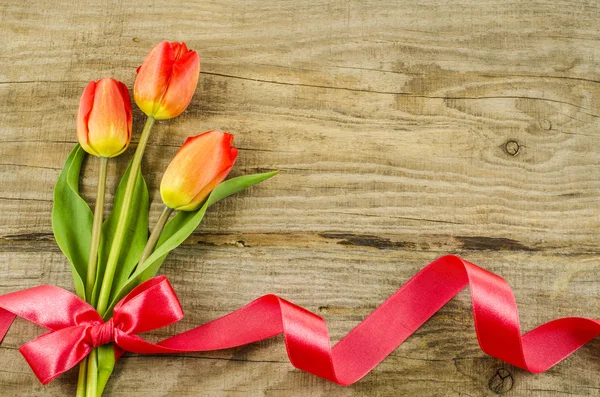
[89,318,115,348]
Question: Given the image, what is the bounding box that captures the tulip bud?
[76,78,132,158]
[134,41,200,120]
[160,131,238,211]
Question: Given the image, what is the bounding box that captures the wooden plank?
[0,0,599,395]
[0,78,599,252]
[1,1,600,252]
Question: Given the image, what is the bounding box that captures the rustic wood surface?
[1,0,599,395]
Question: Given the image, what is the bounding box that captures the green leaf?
[207,170,279,207]
[145,170,279,281]
[104,171,277,316]
[96,344,115,396]
[103,201,208,318]
[52,144,92,299]
[91,158,149,306]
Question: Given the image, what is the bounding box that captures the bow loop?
[113,276,184,335]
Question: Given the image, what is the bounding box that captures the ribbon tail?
[0,309,16,343]
[114,255,600,386]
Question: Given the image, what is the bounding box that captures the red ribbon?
[0,255,598,385]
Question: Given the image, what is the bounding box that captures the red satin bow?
[0,255,598,386]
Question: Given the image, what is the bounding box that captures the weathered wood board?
[0,0,599,395]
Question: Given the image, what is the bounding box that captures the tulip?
[75,77,133,397]
[161,130,238,211]
[77,78,132,158]
[134,41,200,120]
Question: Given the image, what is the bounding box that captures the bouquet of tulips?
[54,41,276,396]
[1,39,598,395]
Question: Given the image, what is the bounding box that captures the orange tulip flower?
[134,41,200,120]
[76,78,132,158]
[161,131,238,211]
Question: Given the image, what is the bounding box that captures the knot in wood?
[488,368,514,394]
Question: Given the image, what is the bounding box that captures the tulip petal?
[160,131,237,210]
[179,146,238,211]
[153,50,200,120]
[171,42,188,60]
[134,41,175,117]
[177,165,234,211]
[76,81,99,156]
[86,79,131,158]
[117,81,133,142]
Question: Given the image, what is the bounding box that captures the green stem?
[137,206,174,269]
[87,157,108,301]
[76,358,87,397]
[77,156,108,397]
[96,116,155,317]
[86,348,98,397]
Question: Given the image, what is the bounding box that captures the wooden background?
[1,0,599,395]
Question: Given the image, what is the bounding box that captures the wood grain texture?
[0,0,599,395]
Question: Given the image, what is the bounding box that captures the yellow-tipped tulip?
[161,130,238,211]
[134,41,200,120]
[76,78,132,158]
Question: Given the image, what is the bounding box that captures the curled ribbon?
[0,255,598,385]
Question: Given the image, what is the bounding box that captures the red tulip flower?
[77,78,132,158]
[134,41,200,120]
[161,131,238,211]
